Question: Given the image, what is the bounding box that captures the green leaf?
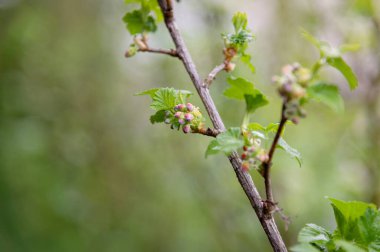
[334,240,366,252]
[307,83,344,113]
[205,128,244,156]
[340,43,361,53]
[290,243,320,252]
[244,93,269,115]
[328,198,377,240]
[149,110,166,124]
[277,138,302,167]
[144,0,163,22]
[135,88,159,98]
[301,28,322,49]
[251,130,267,139]
[358,208,380,250]
[150,88,177,111]
[247,122,265,131]
[224,76,257,100]
[232,12,248,33]
[176,90,193,104]
[123,10,145,35]
[298,224,331,247]
[240,53,256,73]
[326,57,358,90]
[353,0,374,16]
[205,139,220,157]
[122,10,157,35]
[136,87,192,109]
[224,76,268,115]
[265,123,280,134]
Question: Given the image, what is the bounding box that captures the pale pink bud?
[184,113,194,122]
[183,124,191,133]
[186,103,194,112]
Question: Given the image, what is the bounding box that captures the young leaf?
[251,130,267,139]
[150,88,177,111]
[334,240,366,252]
[205,139,221,157]
[232,12,248,33]
[123,10,157,35]
[307,83,344,113]
[327,197,376,240]
[240,53,256,73]
[340,43,361,53]
[224,76,268,115]
[265,123,280,134]
[301,28,322,49]
[326,57,358,90]
[357,208,380,250]
[224,76,257,100]
[205,128,244,156]
[176,90,193,104]
[150,110,166,124]
[135,88,159,98]
[244,93,269,115]
[290,243,320,252]
[328,198,377,223]
[136,87,192,107]
[247,122,266,131]
[277,138,302,167]
[298,224,331,247]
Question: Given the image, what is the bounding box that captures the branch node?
[203,63,226,88]
[193,127,220,137]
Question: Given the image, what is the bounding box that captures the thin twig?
[156,1,287,251]
[138,47,179,57]
[193,127,220,137]
[262,102,287,213]
[203,63,226,87]
[267,102,287,165]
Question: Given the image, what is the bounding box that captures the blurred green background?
[0,0,379,251]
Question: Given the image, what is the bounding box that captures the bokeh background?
[0,0,379,251]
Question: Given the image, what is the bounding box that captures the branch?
[157,1,287,251]
[203,63,226,87]
[193,127,220,137]
[262,102,287,213]
[137,47,179,57]
[267,102,287,165]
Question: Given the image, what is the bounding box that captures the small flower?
[174,104,185,111]
[291,117,299,125]
[241,152,248,160]
[184,113,194,122]
[282,64,294,75]
[258,153,269,163]
[291,85,306,99]
[178,118,185,125]
[174,112,183,119]
[182,124,191,134]
[248,146,255,152]
[241,162,250,172]
[186,103,194,112]
[164,118,171,124]
[225,62,236,72]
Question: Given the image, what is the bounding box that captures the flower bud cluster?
[165,103,204,134]
[272,62,311,123]
[240,134,268,172]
